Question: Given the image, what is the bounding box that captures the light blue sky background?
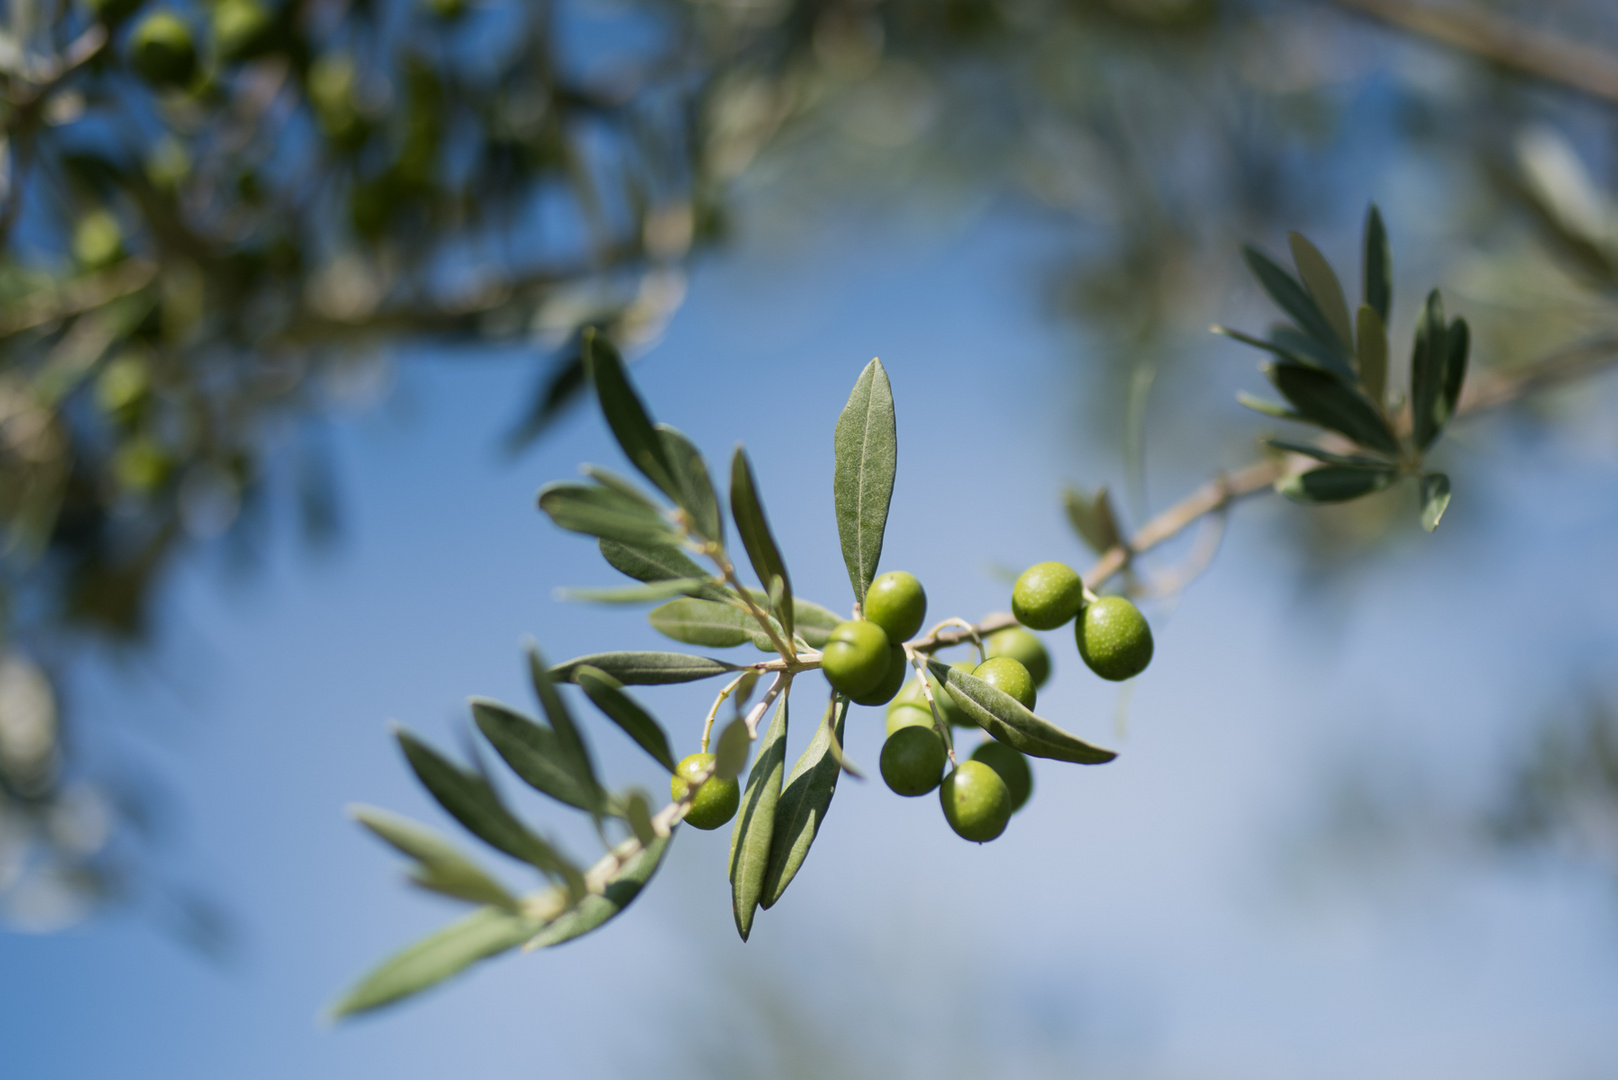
[4,195,1618,1078]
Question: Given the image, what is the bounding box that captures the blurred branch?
[0,260,159,337]
[1325,0,1618,106]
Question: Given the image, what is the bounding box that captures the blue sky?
[4,198,1618,1078]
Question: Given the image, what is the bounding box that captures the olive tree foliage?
[1,0,1617,934]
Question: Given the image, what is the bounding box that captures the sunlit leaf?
[471,699,599,813]
[1275,463,1398,503]
[526,645,605,820]
[597,538,731,603]
[833,358,897,607]
[581,465,661,511]
[1363,204,1391,323]
[1266,363,1400,455]
[790,598,842,649]
[1420,472,1452,532]
[730,446,794,643]
[1063,485,1124,554]
[624,791,658,847]
[761,697,848,909]
[572,665,677,773]
[557,579,711,605]
[656,424,723,545]
[523,834,670,950]
[713,717,751,781]
[648,597,768,649]
[537,482,676,546]
[729,695,787,941]
[351,805,519,910]
[929,662,1117,765]
[583,328,678,499]
[550,651,741,685]
[1235,392,1302,421]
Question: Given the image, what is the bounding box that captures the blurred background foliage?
[2,0,1617,935]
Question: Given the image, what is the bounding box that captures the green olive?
[880,727,946,797]
[1076,595,1154,681]
[971,656,1036,712]
[851,643,907,706]
[864,571,926,643]
[670,753,740,831]
[885,703,935,737]
[213,0,277,63]
[821,620,890,698]
[939,760,1011,842]
[128,13,198,88]
[985,627,1051,688]
[1011,561,1086,630]
[970,740,1032,813]
[888,677,928,714]
[73,210,124,272]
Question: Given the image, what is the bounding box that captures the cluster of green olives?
[1011,560,1154,682]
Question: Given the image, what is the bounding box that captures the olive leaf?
[350,805,519,910]
[624,792,659,846]
[550,651,741,686]
[572,665,678,773]
[522,834,670,950]
[468,700,600,815]
[928,662,1117,765]
[833,358,897,607]
[1356,304,1388,412]
[1264,439,1393,469]
[582,328,678,500]
[790,598,841,648]
[597,538,732,603]
[1242,245,1352,369]
[526,645,606,821]
[1265,363,1400,456]
[556,579,711,605]
[713,717,752,781]
[1063,484,1124,555]
[648,597,772,649]
[1235,392,1303,421]
[1440,317,1470,438]
[760,697,849,909]
[581,465,662,511]
[1289,231,1355,352]
[1276,463,1398,503]
[656,424,723,545]
[1410,289,1449,451]
[1363,204,1392,323]
[729,695,787,941]
[730,446,795,643]
[537,482,677,547]
[1420,472,1452,532]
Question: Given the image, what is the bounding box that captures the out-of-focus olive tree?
[3,0,1618,931]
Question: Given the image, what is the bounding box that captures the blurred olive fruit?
[113,438,172,493]
[73,210,125,272]
[864,571,926,642]
[307,54,368,149]
[985,627,1050,688]
[881,727,946,797]
[939,760,1011,842]
[1077,596,1154,681]
[129,13,198,88]
[213,0,277,63]
[888,677,928,713]
[86,0,144,26]
[970,740,1032,813]
[821,620,890,698]
[1011,561,1086,630]
[423,0,467,19]
[95,354,151,424]
[971,656,1036,711]
[851,643,907,706]
[885,703,935,737]
[670,753,739,831]
[930,660,977,726]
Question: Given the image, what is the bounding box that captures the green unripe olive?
[96,353,151,424]
[113,437,171,493]
[888,677,928,715]
[670,753,740,831]
[821,620,890,698]
[939,760,1012,842]
[1012,561,1086,630]
[885,703,935,738]
[213,0,277,63]
[129,13,198,89]
[1076,595,1154,681]
[985,627,1051,689]
[970,740,1033,813]
[971,656,1036,712]
[880,727,946,797]
[73,209,125,272]
[851,643,907,706]
[864,571,926,643]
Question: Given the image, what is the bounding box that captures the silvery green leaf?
[597,539,732,603]
[572,665,677,773]
[713,718,751,781]
[550,652,741,685]
[929,662,1117,765]
[581,465,661,510]
[790,598,841,649]
[471,699,599,813]
[833,359,897,607]
[729,695,787,941]
[656,424,723,545]
[1356,304,1388,412]
[730,446,794,642]
[1420,472,1452,532]
[526,645,605,819]
[624,791,659,847]
[537,482,676,546]
[648,597,768,649]
[557,579,711,605]
[583,328,678,500]
[1410,290,1449,451]
[523,834,670,950]
[761,697,848,909]
[350,805,519,910]
[1235,392,1302,421]
[1363,204,1391,323]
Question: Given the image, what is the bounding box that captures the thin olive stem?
[699,672,749,753]
[904,645,956,766]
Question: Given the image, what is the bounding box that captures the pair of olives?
[1011,561,1154,681]
[121,1,280,90]
[820,571,927,705]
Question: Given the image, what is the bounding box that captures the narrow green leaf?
[1267,363,1400,455]
[329,905,546,1018]
[1410,290,1449,451]
[581,465,661,511]
[1265,439,1393,468]
[759,698,848,909]
[1439,317,1470,440]
[730,447,794,643]
[1420,472,1452,532]
[713,718,751,781]
[597,539,731,603]
[395,727,585,891]
[1063,485,1125,554]
[1289,232,1355,351]
[572,666,677,773]
[351,805,519,910]
[1242,245,1351,365]
[624,792,658,847]
[1272,326,1358,382]
[791,598,842,649]
[832,359,897,607]
[1276,464,1398,503]
[550,651,741,685]
[648,597,767,649]
[557,579,711,605]
[1236,392,1303,421]
[469,700,597,814]
[656,424,723,545]
[523,834,670,950]
[1356,304,1388,413]
[537,482,676,546]
[729,695,788,941]
[929,663,1117,765]
[526,646,604,819]
[583,328,678,499]
[1363,204,1391,323]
